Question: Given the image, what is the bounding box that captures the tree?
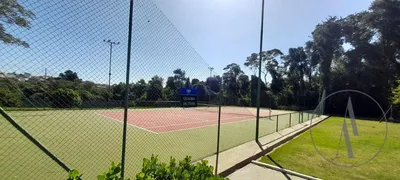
[244,49,283,83]
[312,16,344,91]
[366,0,400,76]
[191,78,200,86]
[49,88,81,108]
[193,82,207,101]
[0,0,35,47]
[173,68,186,88]
[0,87,22,107]
[111,83,126,100]
[146,75,163,101]
[184,77,190,88]
[250,75,268,107]
[206,76,221,93]
[393,80,400,105]
[237,74,250,97]
[223,63,244,96]
[283,47,309,107]
[59,70,79,82]
[131,79,147,100]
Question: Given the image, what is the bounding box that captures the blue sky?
[1,0,373,85]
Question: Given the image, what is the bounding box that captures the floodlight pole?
[103,39,120,95]
[255,0,265,142]
[208,67,214,77]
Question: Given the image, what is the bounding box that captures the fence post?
[215,105,221,175]
[121,0,134,178]
[289,113,292,127]
[255,0,266,142]
[276,115,279,132]
[307,112,309,121]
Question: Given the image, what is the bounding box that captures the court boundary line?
[96,112,159,134]
[146,114,255,129]
[98,111,281,134]
[154,116,276,134]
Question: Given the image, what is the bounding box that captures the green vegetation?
[0,0,35,48]
[260,117,399,180]
[3,0,400,116]
[67,156,226,180]
[136,155,227,180]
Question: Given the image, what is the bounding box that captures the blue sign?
[179,88,197,95]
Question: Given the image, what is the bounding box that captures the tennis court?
[1,106,312,179]
[102,106,286,133]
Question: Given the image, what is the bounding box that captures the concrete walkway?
[228,163,305,180]
[200,115,328,178]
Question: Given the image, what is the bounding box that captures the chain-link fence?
[1,0,324,179]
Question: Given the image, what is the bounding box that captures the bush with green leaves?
[49,88,82,108]
[0,87,22,107]
[97,162,126,180]
[136,155,228,180]
[67,169,83,180]
[67,155,227,180]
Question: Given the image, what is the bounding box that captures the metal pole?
[255,0,265,142]
[121,0,134,178]
[276,115,279,132]
[289,113,291,127]
[103,40,119,100]
[215,105,222,175]
[108,43,112,94]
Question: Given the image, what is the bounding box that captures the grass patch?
[260,116,399,180]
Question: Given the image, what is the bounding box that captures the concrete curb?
[219,116,329,177]
[251,161,322,180]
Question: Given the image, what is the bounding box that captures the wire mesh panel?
[0,112,67,179]
[123,0,218,177]
[303,112,310,122]
[277,113,291,131]
[1,0,328,179]
[290,112,300,126]
[1,0,129,178]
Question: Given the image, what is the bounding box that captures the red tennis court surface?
[102,108,274,133]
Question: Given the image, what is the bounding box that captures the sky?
[1,0,373,85]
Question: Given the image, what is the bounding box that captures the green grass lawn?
[0,108,290,179]
[260,116,400,180]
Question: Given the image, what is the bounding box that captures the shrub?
[136,155,228,180]
[0,87,22,107]
[67,169,83,180]
[50,88,82,108]
[97,162,124,180]
[67,155,227,180]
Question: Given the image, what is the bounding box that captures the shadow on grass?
[266,155,292,180]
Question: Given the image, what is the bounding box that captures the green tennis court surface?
[1,107,312,179]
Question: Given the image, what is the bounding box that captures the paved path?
[200,115,328,179]
[228,163,305,180]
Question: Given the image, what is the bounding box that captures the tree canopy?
[0,0,35,47]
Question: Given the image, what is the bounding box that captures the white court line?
[156,116,266,134]
[96,112,159,134]
[162,112,212,122]
[147,114,254,129]
[96,111,275,134]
